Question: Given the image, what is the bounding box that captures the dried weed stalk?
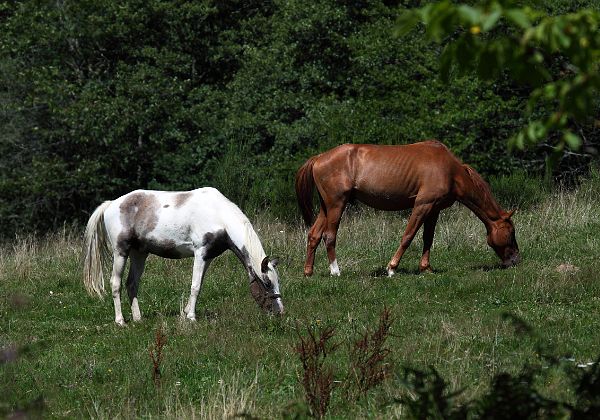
[346,306,393,400]
[149,324,167,387]
[295,325,338,418]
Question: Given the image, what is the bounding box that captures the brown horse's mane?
[462,164,501,212]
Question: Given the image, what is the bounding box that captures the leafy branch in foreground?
[398,314,600,419]
[398,366,467,419]
[397,0,600,166]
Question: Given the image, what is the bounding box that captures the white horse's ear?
[271,258,280,268]
[261,256,269,273]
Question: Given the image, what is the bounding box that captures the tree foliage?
[0,0,598,237]
[397,0,600,169]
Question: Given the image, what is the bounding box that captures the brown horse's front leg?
[387,203,433,276]
[304,210,326,276]
[419,211,439,273]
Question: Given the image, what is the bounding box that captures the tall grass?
[1,171,600,418]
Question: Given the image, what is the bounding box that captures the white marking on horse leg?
[131,297,141,322]
[185,252,209,321]
[329,259,341,276]
[274,297,284,315]
[111,254,127,326]
[387,267,395,277]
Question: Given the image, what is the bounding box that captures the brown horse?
[295,140,520,277]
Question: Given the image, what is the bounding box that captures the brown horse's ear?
[261,256,270,273]
[505,209,516,219]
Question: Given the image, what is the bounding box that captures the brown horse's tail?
[295,155,319,226]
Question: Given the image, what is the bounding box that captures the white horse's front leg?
[184,252,210,321]
[111,253,128,326]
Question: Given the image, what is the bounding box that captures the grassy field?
[2,176,600,418]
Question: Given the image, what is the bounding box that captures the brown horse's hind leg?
[419,211,439,273]
[304,208,326,276]
[387,203,434,277]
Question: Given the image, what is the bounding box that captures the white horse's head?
[250,257,284,315]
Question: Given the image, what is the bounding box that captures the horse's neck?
[456,171,503,229]
[225,218,266,278]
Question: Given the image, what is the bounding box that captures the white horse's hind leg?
[126,250,148,322]
[111,253,128,326]
[184,252,210,321]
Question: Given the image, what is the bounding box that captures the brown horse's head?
[487,210,520,267]
[250,257,284,315]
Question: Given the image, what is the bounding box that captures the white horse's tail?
[83,201,112,298]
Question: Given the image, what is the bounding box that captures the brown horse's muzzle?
[502,251,521,268]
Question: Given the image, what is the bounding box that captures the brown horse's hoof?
[419,265,434,273]
[304,268,314,277]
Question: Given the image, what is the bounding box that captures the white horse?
[83,187,283,325]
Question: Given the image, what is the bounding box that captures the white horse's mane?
[242,219,267,272]
[226,202,267,274]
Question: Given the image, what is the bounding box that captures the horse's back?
[315,141,459,174]
[103,187,237,257]
[313,141,462,210]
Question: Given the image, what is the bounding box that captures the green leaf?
[458,5,480,26]
[482,9,502,31]
[395,11,420,37]
[526,123,537,142]
[509,131,525,151]
[425,2,456,42]
[563,131,582,150]
[505,9,531,29]
[550,23,570,51]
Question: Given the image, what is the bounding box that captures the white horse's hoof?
[186,315,196,322]
[115,319,126,327]
[387,268,395,277]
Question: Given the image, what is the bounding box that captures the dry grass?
[197,371,259,419]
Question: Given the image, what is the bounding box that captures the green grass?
[2,178,600,418]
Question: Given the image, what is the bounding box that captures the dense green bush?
[0,0,597,237]
[488,171,548,209]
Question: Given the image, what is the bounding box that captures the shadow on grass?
[369,267,447,277]
[470,262,505,272]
